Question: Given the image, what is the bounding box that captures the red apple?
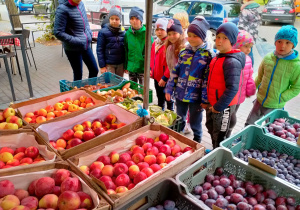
[25,146,39,159]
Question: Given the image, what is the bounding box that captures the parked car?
[152,0,241,38]
[261,0,296,25]
[14,0,38,13]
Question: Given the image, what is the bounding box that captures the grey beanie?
[188,16,210,41]
[155,18,168,31]
[108,8,122,20]
[129,6,144,23]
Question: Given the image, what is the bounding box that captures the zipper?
[238,68,244,104]
[216,89,219,100]
[183,50,196,97]
[261,58,279,106]
[77,6,88,50]
[279,93,281,104]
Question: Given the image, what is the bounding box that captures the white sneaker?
[183,123,192,134]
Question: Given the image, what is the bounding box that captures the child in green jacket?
[245,25,300,125]
[124,6,153,85]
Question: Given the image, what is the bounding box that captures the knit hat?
[232,30,254,49]
[275,25,298,48]
[187,16,210,41]
[167,18,183,34]
[216,22,239,46]
[155,18,168,31]
[108,8,122,20]
[129,6,144,23]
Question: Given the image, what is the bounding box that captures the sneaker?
[183,123,192,134]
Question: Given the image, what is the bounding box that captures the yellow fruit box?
[0,161,111,210]
[67,124,205,209]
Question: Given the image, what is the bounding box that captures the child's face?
[167,31,180,44]
[109,15,120,28]
[187,32,203,47]
[240,43,253,55]
[155,28,167,40]
[215,33,232,53]
[275,39,294,55]
[130,17,142,30]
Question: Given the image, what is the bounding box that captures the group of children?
[97,6,300,149]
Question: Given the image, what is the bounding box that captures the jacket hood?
[274,50,299,61]
[218,49,246,68]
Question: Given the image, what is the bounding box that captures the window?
[158,0,180,7]
[190,2,213,16]
[168,1,191,16]
[268,0,292,6]
[223,4,240,17]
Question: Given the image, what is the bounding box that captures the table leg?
[9,45,17,75]
[2,55,16,101]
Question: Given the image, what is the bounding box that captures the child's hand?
[158,79,166,87]
[100,67,107,73]
[124,70,129,74]
[165,93,171,101]
[209,106,220,113]
[201,103,208,109]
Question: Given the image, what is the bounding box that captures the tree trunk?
[5,0,22,30]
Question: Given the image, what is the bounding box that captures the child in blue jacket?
[165,17,214,142]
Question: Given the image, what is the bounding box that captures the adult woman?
[54,0,98,81]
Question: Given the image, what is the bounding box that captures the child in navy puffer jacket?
[97,8,125,77]
[165,17,214,142]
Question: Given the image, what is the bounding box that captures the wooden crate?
[67,124,205,208]
[0,161,111,210]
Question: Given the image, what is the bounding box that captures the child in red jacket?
[150,18,174,110]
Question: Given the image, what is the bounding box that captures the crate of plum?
[176,148,300,210]
[115,178,202,210]
[255,109,300,144]
[220,125,300,190]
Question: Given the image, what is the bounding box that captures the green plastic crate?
[59,72,125,92]
[115,178,203,210]
[168,115,182,132]
[99,80,153,103]
[220,125,300,190]
[176,148,300,209]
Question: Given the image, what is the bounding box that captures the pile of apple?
[192,167,299,209]
[0,169,94,210]
[0,146,45,169]
[265,118,300,143]
[49,114,126,151]
[23,96,95,124]
[0,108,23,130]
[79,133,193,195]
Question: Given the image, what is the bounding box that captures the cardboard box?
[0,129,61,173]
[10,89,106,128]
[67,124,205,208]
[37,104,143,160]
[0,162,111,210]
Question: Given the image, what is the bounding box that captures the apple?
[68,138,83,148]
[52,169,71,185]
[57,191,80,210]
[91,121,102,131]
[68,104,78,112]
[0,147,14,154]
[45,105,55,113]
[94,127,105,136]
[82,131,95,141]
[61,177,81,192]
[81,121,91,129]
[135,136,147,146]
[73,124,84,132]
[54,103,64,111]
[3,107,15,118]
[0,112,5,122]
[62,129,74,140]
[25,112,34,118]
[36,116,47,124]
[4,123,18,130]
[25,147,39,159]
[46,112,55,119]
[0,122,7,129]
[77,191,93,209]
[79,95,87,103]
[105,114,116,124]
[73,131,83,140]
[6,116,23,128]
[37,109,47,117]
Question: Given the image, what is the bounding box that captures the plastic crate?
[99,80,153,103]
[115,178,202,210]
[220,125,300,190]
[59,72,125,92]
[176,148,300,209]
[168,115,182,132]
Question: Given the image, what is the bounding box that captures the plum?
[276,197,286,206]
[205,174,215,183]
[230,193,244,204]
[263,199,275,206]
[232,180,243,189]
[253,204,266,210]
[229,174,236,182]
[228,204,237,210]
[213,180,220,187]
[296,206,300,210]
[193,185,203,195]
[266,189,277,199]
[293,123,300,129]
[277,205,288,210]
[286,197,295,206]
[215,167,224,176]
[148,207,158,210]
[266,204,276,210]
[200,193,209,201]
[205,199,216,209]
[254,184,264,193]
[248,197,258,206]
[207,189,218,200]
[163,200,175,210]
[235,187,246,196]
[226,186,234,195]
[288,206,296,210]
[202,182,212,191]
[225,196,231,201]
[215,185,225,195]
[246,185,257,196]
[215,198,228,209]
[237,202,250,210]
[220,178,231,188]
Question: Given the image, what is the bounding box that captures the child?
[173,11,189,40]
[226,30,256,137]
[165,17,213,142]
[150,18,174,111]
[97,8,125,77]
[205,22,246,149]
[245,25,300,125]
[165,18,185,74]
[124,6,153,85]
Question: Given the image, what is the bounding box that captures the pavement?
[0,8,300,150]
